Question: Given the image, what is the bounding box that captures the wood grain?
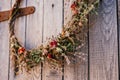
[0,0,119,80]
[89,0,119,80]
[64,0,76,80]
[117,0,120,78]
[0,0,10,80]
[25,0,43,80]
[9,0,27,80]
[64,0,88,80]
[42,0,63,80]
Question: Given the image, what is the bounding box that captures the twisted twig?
[9,0,22,75]
[9,0,22,37]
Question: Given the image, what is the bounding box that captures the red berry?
[47,54,52,59]
[18,47,25,54]
[71,2,76,10]
[50,40,57,48]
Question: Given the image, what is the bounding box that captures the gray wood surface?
[0,0,10,80]
[42,0,63,80]
[118,0,120,78]
[25,0,43,80]
[9,0,27,80]
[64,0,88,80]
[0,0,119,80]
[89,0,119,80]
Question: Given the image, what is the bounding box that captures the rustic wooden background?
[0,0,119,80]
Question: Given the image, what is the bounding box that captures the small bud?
[79,22,83,27]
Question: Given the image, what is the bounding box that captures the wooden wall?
[0,0,119,80]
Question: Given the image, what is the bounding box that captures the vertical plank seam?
[62,0,64,80]
[41,0,44,80]
[88,11,90,80]
[88,16,90,80]
[25,0,27,48]
[42,0,44,43]
[8,0,12,80]
[116,0,120,79]
[88,0,90,80]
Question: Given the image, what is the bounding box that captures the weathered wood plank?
[42,0,63,80]
[25,0,43,80]
[64,0,88,80]
[64,0,76,80]
[0,0,10,80]
[117,0,120,78]
[89,0,119,80]
[9,0,27,80]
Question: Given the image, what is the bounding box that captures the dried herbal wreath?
[9,0,99,75]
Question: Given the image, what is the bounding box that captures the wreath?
[9,0,99,75]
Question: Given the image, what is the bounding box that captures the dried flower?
[71,2,78,15]
[61,30,65,37]
[56,47,63,53]
[42,49,48,55]
[50,40,57,48]
[71,2,76,11]
[23,51,28,57]
[61,30,70,37]
[47,54,52,59]
[10,44,14,48]
[73,10,78,15]
[18,47,25,54]
[79,22,83,27]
